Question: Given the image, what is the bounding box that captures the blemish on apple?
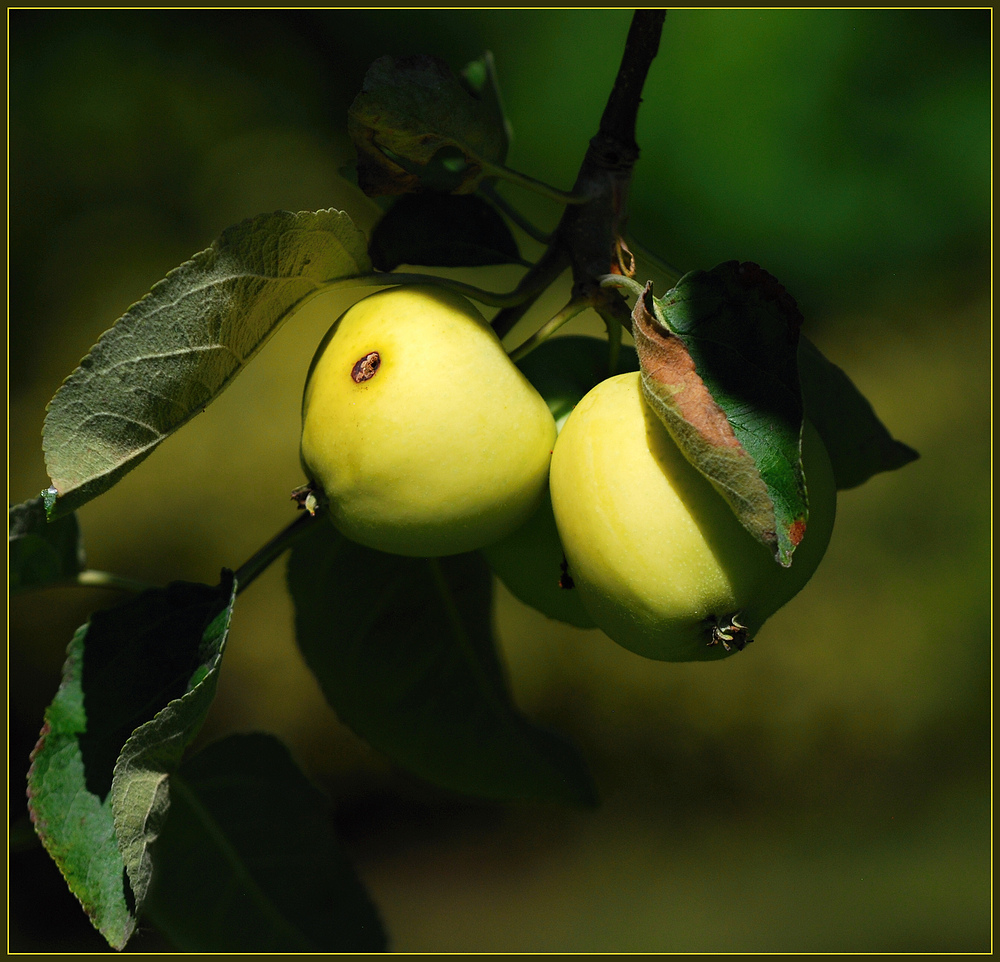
[351,351,381,383]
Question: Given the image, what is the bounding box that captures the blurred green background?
[8,9,990,952]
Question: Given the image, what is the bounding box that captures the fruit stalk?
[233,510,324,595]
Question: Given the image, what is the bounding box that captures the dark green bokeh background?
[9,10,990,952]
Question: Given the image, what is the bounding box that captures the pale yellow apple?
[300,285,557,557]
[549,372,837,661]
[480,335,642,629]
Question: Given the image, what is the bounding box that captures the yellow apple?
[481,335,640,629]
[549,372,837,661]
[300,285,557,557]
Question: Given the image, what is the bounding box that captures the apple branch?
[557,9,665,299]
[595,10,666,154]
[491,10,666,340]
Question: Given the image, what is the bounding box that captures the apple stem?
[599,273,647,301]
[55,569,157,593]
[233,509,324,596]
[506,297,590,363]
[489,244,573,340]
[479,160,589,206]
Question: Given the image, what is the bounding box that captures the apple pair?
[300,285,836,661]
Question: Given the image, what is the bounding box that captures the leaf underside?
[110,575,237,914]
[42,209,371,519]
[288,522,597,807]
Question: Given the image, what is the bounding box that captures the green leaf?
[8,493,84,592]
[142,733,386,953]
[26,573,236,949]
[25,625,135,950]
[110,575,237,914]
[42,209,371,519]
[349,54,509,196]
[514,334,639,429]
[369,193,523,271]
[636,262,807,566]
[798,336,919,489]
[287,523,597,807]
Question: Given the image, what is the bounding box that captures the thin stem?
[491,244,572,341]
[233,510,323,596]
[72,569,155,592]
[480,182,554,245]
[599,273,647,300]
[479,159,588,205]
[507,297,589,363]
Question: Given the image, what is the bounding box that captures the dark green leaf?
[288,523,597,807]
[637,262,807,565]
[111,575,237,914]
[43,209,371,519]
[515,334,639,428]
[349,54,508,196]
[142,733,386,953]
[8,493,84,591]
[369,193,523,271]
[26,573,236,949]
[798,336,919,489]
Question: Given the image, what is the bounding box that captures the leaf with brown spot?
[633,289,780,556]
[634,261,808,565]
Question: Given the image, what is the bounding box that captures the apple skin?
[549,372,837,661]
[300,285,557,557]
[482,491,596,629]
[481,336,640,629]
